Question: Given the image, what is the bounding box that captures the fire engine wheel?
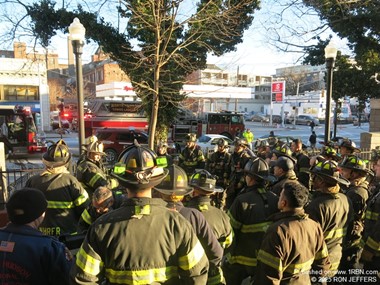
[220,132,233,140]
[105,149,118,164]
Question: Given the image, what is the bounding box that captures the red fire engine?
[170,111,245,142]
[0,105,47,155]
[84,100,148,137]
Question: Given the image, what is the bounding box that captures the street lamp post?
[333,99,339,139]
[324,41,338,145]
[69,18,86,155]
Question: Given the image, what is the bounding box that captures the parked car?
[253,135,298,148]
[51,116,70,130]
[251,114,269,123]
[244,114,253,121]
[265,115,283,124]
[290,115,319,126]
[96,128,149,164]
[196,134,234,157]
[314,135,347,149]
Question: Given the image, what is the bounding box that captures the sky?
[16,0,349,77]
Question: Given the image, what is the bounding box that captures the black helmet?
[217,138,229,148]
[268,136,278,146]
[275,156,294,171]
[320,145,341,161]
[339,138,360,153]
[244,157,275,182]
[42,139,71,167]
[185,133,197,142]
[189,170,223,193]
[87,141,106,156]
[272,143,295,162]
[234,137,249,148]
[310,160,350,186]
[339,155,371,174]
[154,165,193,196]
[111,141,168,190]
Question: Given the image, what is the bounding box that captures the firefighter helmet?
[272,143,295,162]
[275,156,294,171]
[85,135,98,144]
[339,155,371,174]
[339,138,360,153]
[185,133,197,142]
[217,138,229,148]
[234,137,249,148]
[189,170,223,193]
[111,141,168,190]
[157,140,168,148]
[154,165,193,196]
[244,157,276,182]
[87,141,106,156]
[42,139,71,168]
[320,145,340,161]
[268,136,278,146]
[310,160,350,186]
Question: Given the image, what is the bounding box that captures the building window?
[4,85,39,101]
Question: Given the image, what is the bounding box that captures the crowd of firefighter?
[0,128,380,285]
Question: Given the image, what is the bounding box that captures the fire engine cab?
[0,105,47,155]
[84,100,149,137]
[170,111,245,143]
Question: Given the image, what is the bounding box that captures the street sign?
[271,81,285,102]
[272,82,284,93]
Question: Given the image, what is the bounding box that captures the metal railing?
[0,167,44,208]
[0,160,77,208]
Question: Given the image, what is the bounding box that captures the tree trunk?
[148,1,161,150]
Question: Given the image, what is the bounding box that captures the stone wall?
[361,98,380,149]
[369,98,380,132]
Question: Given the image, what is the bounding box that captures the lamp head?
[69,18,86,41]
[324,40,338,60]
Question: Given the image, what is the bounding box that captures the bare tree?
[0,0,261,148]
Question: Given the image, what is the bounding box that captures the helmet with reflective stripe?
[87,141,106,156]
[339,155,371,174]
[154,165,193,196]
[185,133,197,142]
[111,140,168,190]
[321,145,340,161]
[310,160,350,186]
[189,170,223,193]
[244,157,275,182]
[42,139,71,167]
[272,143,295,162]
